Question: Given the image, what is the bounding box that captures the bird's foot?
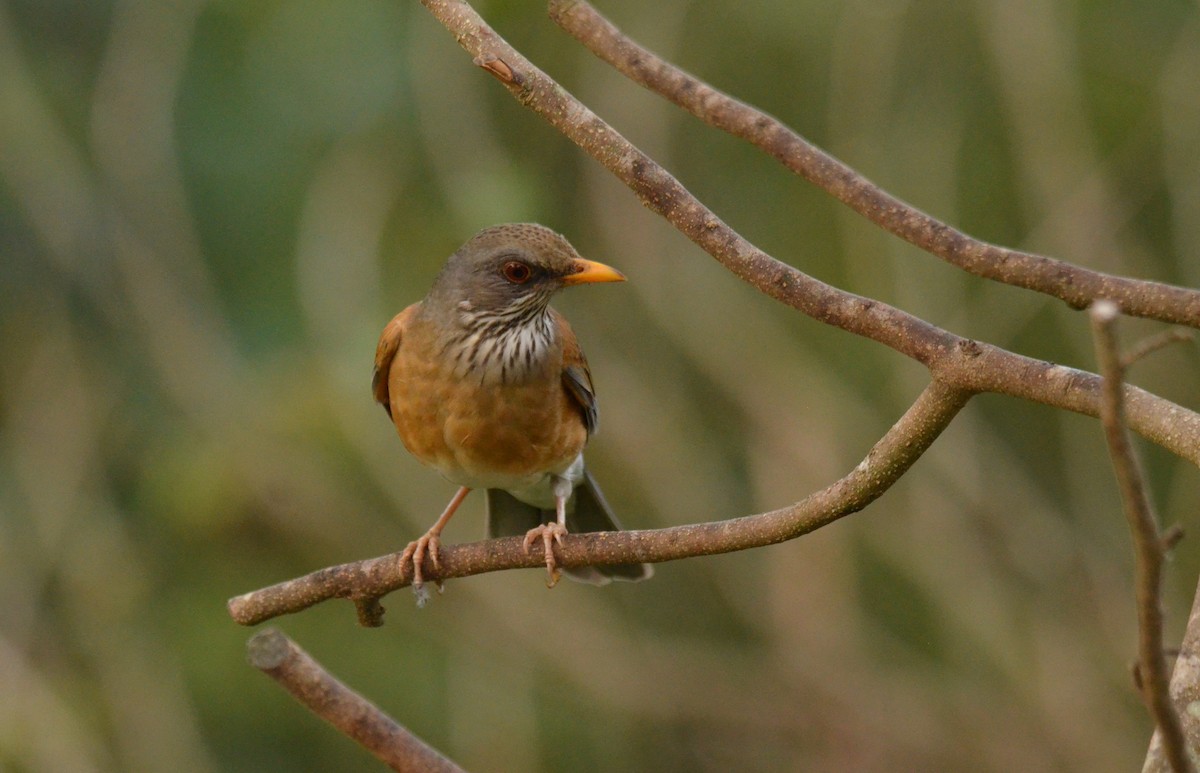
[523,522,569,588]
[399,532,444,607]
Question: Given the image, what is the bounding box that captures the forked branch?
[409,0,1200,468]
[549,0,1200,327]
[229,0,1200,627]
[233,3,1200,770]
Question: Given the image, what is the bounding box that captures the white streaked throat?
[444,298,557,384]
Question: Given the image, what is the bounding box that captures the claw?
[400,531,443,606]
[523,522,569,588]
[399,487,471,608]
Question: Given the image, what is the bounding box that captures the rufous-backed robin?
[373,223,652,602]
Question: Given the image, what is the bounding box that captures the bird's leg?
[522,477,572,588]
[401,486,470,606]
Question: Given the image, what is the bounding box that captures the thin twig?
[1163,525,1186,554]
[247,629,465,773]
[408,0,1200,469]
[1123,330,1195,369]
[229,381,971,625]
[548,0,1200,328]
[1091,300,1194,773]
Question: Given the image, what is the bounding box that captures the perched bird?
[373,224,652,601]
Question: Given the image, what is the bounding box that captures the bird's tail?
[485,471,653,584]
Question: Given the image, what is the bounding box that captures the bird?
[372,223,652,603]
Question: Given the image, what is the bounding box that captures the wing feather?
[553,310,598,435]
[372,305,418,419]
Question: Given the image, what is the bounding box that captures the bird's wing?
[553,309,598,436]
[372,304,418,419]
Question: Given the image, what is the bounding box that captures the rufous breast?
[386,308,588,492]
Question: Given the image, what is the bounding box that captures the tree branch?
[228,0,1200,628]
[229,380,970,626]
[247,629,464,773]
[548,0,1200,327]
[1091,301,1194,773]
[231,4,1200,769]
[407,0,1200,470]
[1146,574,1200,772]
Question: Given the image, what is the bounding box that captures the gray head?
[425,224,624,321]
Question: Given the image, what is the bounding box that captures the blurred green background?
[3,0,1200,770]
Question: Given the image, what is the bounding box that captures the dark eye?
[501,261,533,284]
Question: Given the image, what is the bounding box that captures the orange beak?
[561,258,626,285]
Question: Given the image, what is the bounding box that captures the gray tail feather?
[485,471,653,585]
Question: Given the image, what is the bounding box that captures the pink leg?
[400,486,470,605]
[522,484,570,588]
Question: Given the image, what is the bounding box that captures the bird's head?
[428,224,625,320]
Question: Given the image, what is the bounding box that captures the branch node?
[547,0,579,20]
[956,338,983,358]
[473,53,521,85]
[353,596,387,628]
[1163,524,1186,554]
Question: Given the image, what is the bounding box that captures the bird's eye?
[501,261,533,284]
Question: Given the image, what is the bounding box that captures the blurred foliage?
[3,0,1200,771]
